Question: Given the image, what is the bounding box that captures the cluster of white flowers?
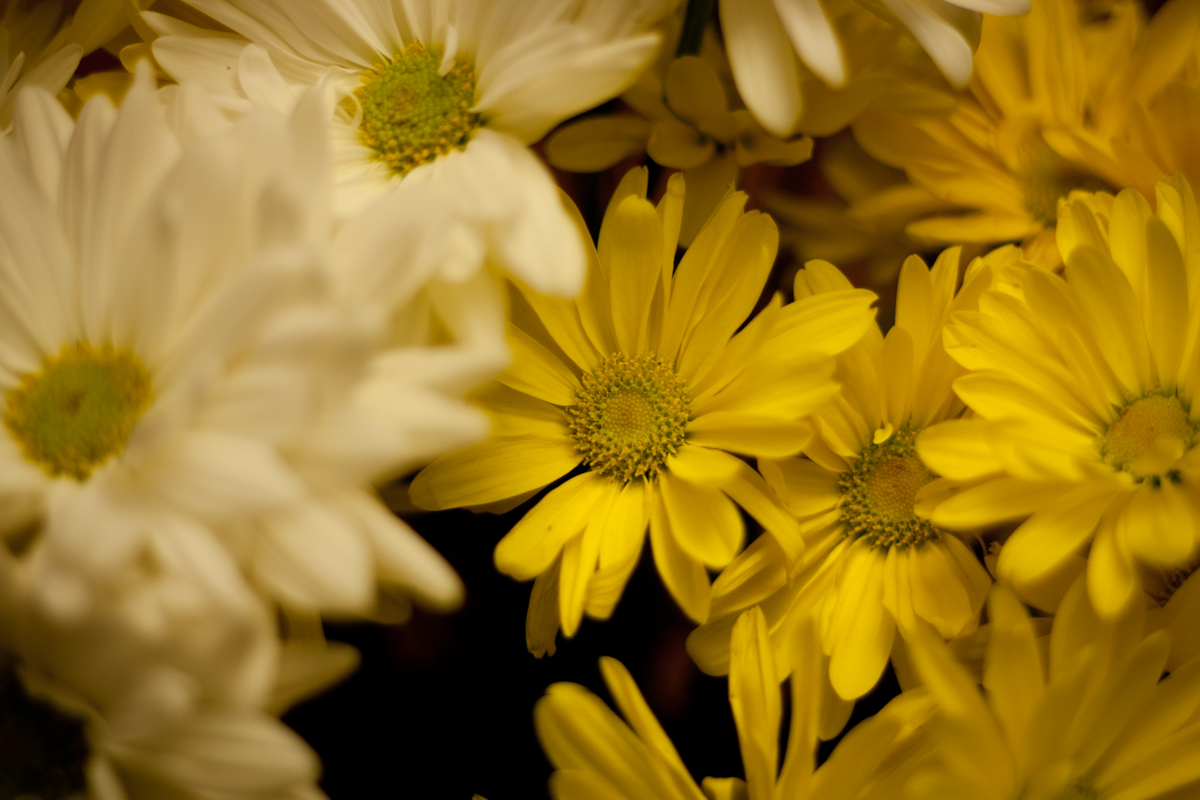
[0,0,1033,794]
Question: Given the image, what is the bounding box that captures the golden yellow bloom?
[534,609,933,800]
[906,577,1200,800]
[920,175,1200,619]
[688,249,995,702]
[851,0,1156,262]
[411,168,877,652]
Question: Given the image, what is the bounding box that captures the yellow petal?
[995,482,1115,589]
[526,557,561,657]
[661,469,745,568]
[667,445,743,487]
[720,460,803,564]
[729,607,779,800]
[916,418,1004,480]
[600,193,664,354]
[982,584,1044,773]
[409,435,581,510]
[647,118,715,171]
[650,490,712,622]
[664,56,727,127]
[827,543,894,700]
[686,412,812,458]
[500,326,581,406]
[544,115,652,173]
[494,473,609,580]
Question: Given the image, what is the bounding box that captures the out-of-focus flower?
[411,169,877,653]
[1046,0,1200,201]
[0,69,473,620]
[852,0,1200,266]
[719,0,1029,140]
[146,0,677,298]
[0,530,325,800]
[905,577,1200,799]
[688,250,994,703]
[918,176,1200,618]
[547,40,812,246]
[765,133,957,290]
[534,609,933,800]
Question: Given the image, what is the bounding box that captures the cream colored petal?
[720,0,801,138]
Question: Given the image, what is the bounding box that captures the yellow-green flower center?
[566,353,690,484]
[4,343,152,480]
[355,42,482,177]
[839,428,940,549]
[1018,142,1109,227]
[1101,393,1194,481]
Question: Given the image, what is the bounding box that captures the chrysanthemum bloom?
[534,608,933,800]
[719,0,1029,139]
[0,534,325,800]
[905,576,1200,800]
[689,250,994,702]
[547,46,812,246]
[852,0,1156,263]
[147,0,674,298]
[1047,0,1200,201]
[0,72,471,618]
[411,169,877,652]
[919,175,1200,617]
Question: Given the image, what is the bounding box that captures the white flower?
[720,0,1030,138]
[1,27,80,131]
[147,0,672,298]
[0,69,474,618]
[0,533,326,800]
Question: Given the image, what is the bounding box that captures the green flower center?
[566,353,690,484]
[4,342,152,480]
[839,428,940,549]
[355,42,482,177]
[1101,393,1194,481]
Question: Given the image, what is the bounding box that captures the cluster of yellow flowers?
[2,0,1200,796]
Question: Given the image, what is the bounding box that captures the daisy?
[0,530,325,800]
[0,71,470,619]
[534,608,933,800]
[905,576,1200,800]
[919,175,1200,618]
[410,168,877,652]
[688,249,994,702]
[146,0,673,298]
[719,0,1029,139]
[851,0,1131,261]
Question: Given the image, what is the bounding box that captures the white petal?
[721,0,802,137]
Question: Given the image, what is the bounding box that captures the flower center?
[0,665,89,800]
[1018,142,1109,227]
[4,342,152,480]
[355,42,482,177]
[566,353,690,484]
[1101,393,1194,480]
[839,428,940,549]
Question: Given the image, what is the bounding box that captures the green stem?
[676,0,715,57]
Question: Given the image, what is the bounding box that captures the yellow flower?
[534,608,933,800]
[852,0,1143,261]
[547,44,812,246]
[1048,0,1200,201]
[688,248,994,703]
[919,175,1200,618]
[765,132,963,291]
[411,168,877,652]
[905,576,1200,800]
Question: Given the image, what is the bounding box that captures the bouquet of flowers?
[2,0,1199,797]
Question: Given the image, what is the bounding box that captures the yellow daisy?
[1047,0,1200,201]
[919,175,1200,618]
[534,608,933,800]
[905,576,1200,800]
[688,248,995,703]
[411,168,877,651]
[851,0,1132,261]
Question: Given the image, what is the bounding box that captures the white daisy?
[720,0,1030,138]
[147,0,673,298]
[0,69,473,618]
[0,531,326,800]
